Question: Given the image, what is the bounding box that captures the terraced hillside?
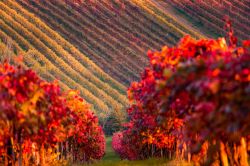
[1,0,247,122]
[0,0,250,120]
[14,0,205,86]
[0,0,128,121]
[0,0,207,120]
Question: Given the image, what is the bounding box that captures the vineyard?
[0,0,249,165]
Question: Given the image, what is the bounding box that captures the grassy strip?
[80,137,192,166]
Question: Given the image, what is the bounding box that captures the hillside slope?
[0,0,128,121]
[0,0,207,120]
[15,0,205,86]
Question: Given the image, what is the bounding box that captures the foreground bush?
[0,62,105,165]
[116,35,250,165]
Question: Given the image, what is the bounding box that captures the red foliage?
[64,91,105,161]
[117,35,250,163]
[0,63,67,147]
[112,132,127,159]
[0,63,105,163]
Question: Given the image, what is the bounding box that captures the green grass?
[89,137,169,166]
[101,136,120,162]
[72,136,192,166]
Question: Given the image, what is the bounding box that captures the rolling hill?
[0,0,248,121]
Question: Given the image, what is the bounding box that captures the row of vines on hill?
[0,62,105,165]
[112,34,250,165]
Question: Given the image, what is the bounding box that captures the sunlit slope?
[0,0,218,119]
[15,0,206,86]
[0,0,128,117]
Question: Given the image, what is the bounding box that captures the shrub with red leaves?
[119,36,250,165]
[64,91,105,162]
[112,132,123,158]
[0,63,105,164]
